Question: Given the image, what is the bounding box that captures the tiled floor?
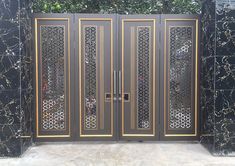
[1,142,235,166]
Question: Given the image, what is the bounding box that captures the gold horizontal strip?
[201,134,213,136]
[36,135,70,138]
[35,18,69,20]
[100,26,105,130]
[130,26,136,130]
[79,18,112,21]
[20,136,31,138]
[80,135,113,138]
[165,19,198,21]
[122,134,155,137]
[165,134,197,137]
[122,19,155,22]
[169,25,192,28]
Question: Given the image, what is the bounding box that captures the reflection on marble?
[1,143,235,165]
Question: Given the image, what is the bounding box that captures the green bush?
[33,0,201,14]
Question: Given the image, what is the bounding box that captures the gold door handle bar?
[119,71,122,101]
[114,70,117,95]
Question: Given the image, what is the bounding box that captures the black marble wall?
[0,0,33,157]
[201,0,235,156]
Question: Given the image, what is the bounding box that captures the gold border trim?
[121,19,156,137]
[20,136,31,138]
[100,26,105,130]
[79,18,114,137]
[35,17,71,138]
[130,26,136,130]
[164,18,198,137]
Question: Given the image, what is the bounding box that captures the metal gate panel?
[160,15,199,140]
[34,14,200,142]
[119,15,160,140]
[75,14,117,140]
[34,14,74,140]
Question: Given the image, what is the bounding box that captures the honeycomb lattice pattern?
[84,26,97,129]
[169,27,193,129]
[137,27,151,129]
[41,26,65,130]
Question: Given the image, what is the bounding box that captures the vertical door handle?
[119,71,122,100]
[114,70,117,95]
[106,71,117,101]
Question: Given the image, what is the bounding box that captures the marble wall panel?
[0,125,22,157]
[216,0,235,22]
[215,56,235,89]
[201,57,214,89]
[0,0,33,157]
[201,0,216,20]
[201,0,235,156]
[0,56,20,90]
[216,21,235,56]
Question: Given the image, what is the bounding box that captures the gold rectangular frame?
[78,18,114,137]
[121,19,156,137]
[35,17,71,138]
[164,18,199,137]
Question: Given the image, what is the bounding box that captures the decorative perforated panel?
[41,26,66,131]
[137,27,151,129]
[84,26,97,129]
[169,27,192,129]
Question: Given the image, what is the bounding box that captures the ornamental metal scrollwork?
[41,26,66,131]
[84,26,97,130]
[169,27,192,129]
[137,27,151,129]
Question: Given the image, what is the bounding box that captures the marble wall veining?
[0,0,33,157]
[201,0,235,156]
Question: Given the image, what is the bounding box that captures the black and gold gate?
[119,15,159,140]
[75,15,117,140]
[34,14,199,141]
